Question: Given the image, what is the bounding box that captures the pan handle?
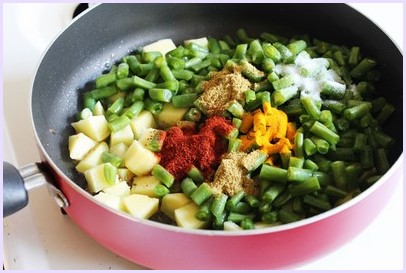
[3,161,68,217]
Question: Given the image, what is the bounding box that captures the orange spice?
[239,102,296,157]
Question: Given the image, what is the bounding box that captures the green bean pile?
[73,28,396,230]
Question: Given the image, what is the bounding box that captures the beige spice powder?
[209,152,258,196]
[197,67,252,117]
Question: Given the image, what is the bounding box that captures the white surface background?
[2,3,404,270]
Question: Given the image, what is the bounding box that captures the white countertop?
[2,3,403,270]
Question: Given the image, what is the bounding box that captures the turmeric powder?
[239,102,296,159]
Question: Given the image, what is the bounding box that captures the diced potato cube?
[131,175,160,197]
[184,37,209,49]
[92,101,105,116]
[143,38,177,56]
[102,181,131,197]
[84,163,118,193]
[71,115,110,142]
[155,103,188,128]
[124,140,159,176]
[138,128,166,152]
[224,221,243,231]
[122,194,159,219]
[117,168,135,182]
[110,125,134,147]
[94,191,124,211]
[76,142,109,173]
[69,133,97,160]
[174,202,209,229]
[110,143,128,158]
[130,110,157,140]
[161,193,192,219]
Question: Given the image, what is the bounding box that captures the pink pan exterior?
[48,154,402,269]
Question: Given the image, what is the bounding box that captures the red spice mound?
[159,116,235,181]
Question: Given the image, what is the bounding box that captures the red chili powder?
[159,116,235,181]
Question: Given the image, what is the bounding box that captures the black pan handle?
[3,162,29,217]
[3,161,55,217]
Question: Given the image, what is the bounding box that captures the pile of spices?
[209,152,259,196]
[239,102,296,157]
[194,66,251,117]
[159,116,235,181]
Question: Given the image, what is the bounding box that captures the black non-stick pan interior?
[31,3,403,189]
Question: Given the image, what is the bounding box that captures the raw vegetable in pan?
[68,28,395,231]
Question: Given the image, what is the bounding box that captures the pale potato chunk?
[94,192,124,211]
[117,168,135,182]
[224,221,243,231]
[131,175,161,197]
[69,133,97,160]
[102,181,131,197]
[76,142,109,173]
[92,101,105,116]
[124,140,159,176]
[184,37,209,49]
[174,202,209,229]
[130,110,157,140]
[110,125,134,147]
[110,143,128,158]
[138,128,166,152]
[155,103,188,128]
[143,38,177,56]
[84,163,118,193]
[122,194,159,219]
[71,115,110,142]
[161,193,192,220]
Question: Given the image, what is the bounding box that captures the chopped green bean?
[195,199,213,221]
[152,164,174,188]
[108,115,131,132]
[181,177,198,196]
[309,121,340,145]
[287,167,313,183]
[102,151,123,168]
[303,159,319,171]
[190,183,213,206]
[210,193,228,217]
[133,75,156,89]
[262,183,285,203]
[123,101,144,119]
[116,62,130,79]
[226,191,245,211]
[103,163,117,185]
[278,208,301,223]
[184,107,202,122]
[236,28,254,43]
[144,98,163,114]
[154,184,170,198]
[227,212,255,223]
[289,176,320,197]
[294,131,304,158]
[261,211,278,224]
[259,164,288,183]
[240,218,255,230]
[76,108,92,120]
[148,88,173,103]
[187,166,205,184]
[90,86,118,100]
[96,72,117,88]
[303,194,331,211]
[350,58,377,78]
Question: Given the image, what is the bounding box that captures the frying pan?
[3,3,403,269]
